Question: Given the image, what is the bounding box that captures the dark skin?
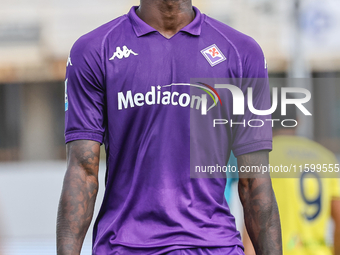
[331,199,340,255]
[57,140,100,255]
[238,151,282,255]
[136,0,195,39]
[57,1,282,254]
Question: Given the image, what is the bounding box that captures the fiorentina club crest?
[201,44,226,67]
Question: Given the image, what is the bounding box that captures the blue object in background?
[224,151,239,204]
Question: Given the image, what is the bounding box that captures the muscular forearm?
[238,151,282,255]
[335,230,340,255]
[57,140,100,255]
[331,200,340,255]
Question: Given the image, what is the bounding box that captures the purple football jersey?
[65,6,272,255]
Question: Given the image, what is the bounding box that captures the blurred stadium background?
[0,0,340,254]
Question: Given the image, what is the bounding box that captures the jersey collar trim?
[128,6,203,37]
[180,6,203,36]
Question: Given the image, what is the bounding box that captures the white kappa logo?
[109,46,138,60]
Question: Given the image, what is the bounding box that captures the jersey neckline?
[127,6,204,38]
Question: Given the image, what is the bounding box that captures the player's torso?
[93,15,243,250]
[66,8,269,253]
[102,19,240,165]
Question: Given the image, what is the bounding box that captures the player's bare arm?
[57,140,100,255]
[331,199,340,255]
[238,150,282,255]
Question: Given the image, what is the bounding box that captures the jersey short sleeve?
[231,37,272,157]
[64,35,106,144]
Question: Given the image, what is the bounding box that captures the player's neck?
[137,0,195,39]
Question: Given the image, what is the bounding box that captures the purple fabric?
[99,245,244,255]
[64,6,272,255]
[165,246,245,255]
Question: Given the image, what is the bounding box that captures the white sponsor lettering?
[118,90,134,109]
[117,86,205,111]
